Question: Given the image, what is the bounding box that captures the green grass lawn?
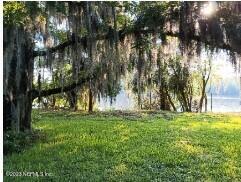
[4,110,241,181]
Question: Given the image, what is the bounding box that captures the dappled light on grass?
[113,163,128,175]
[113,124,131,142]
[175,140,204,155]
[4,110,241,181]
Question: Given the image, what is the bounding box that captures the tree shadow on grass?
[5,111,241,181]
[3,129,47,156]
[33,109,183,123]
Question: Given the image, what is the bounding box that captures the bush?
[3,130,39,155]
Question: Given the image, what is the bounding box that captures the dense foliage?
[3,1,241,132]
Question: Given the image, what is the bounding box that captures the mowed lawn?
[4,110,241,181]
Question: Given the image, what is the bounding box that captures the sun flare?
[201,2,217,17]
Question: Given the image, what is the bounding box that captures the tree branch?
[33,29,240,58]
[33,40,74,57]
[165,32,241,54]
[31,77,88,100]
[33,30,119,57]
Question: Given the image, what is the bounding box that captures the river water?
[97,90,241,113]
[97,50,241,113]
[206,97,241,112]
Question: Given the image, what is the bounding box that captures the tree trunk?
[68,90,78,111]
[165,86,177,111]
[181,92,190,112]
[160,86,166,110]
[88,88,93,112]
[137,49,143,110]
[4,26,34,132]
[204,94,207,112]
[149,90,152,110]
[51,95,56,109]
[199,77,206,112]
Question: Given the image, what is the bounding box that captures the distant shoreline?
[207,97,240,100]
